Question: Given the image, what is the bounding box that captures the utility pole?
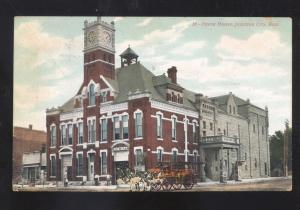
[283,120,289,177]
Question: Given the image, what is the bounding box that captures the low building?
[13,125,47,183]
[46,17,270,184]
[22,150,46,183]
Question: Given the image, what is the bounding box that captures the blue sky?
[13,17,292,134]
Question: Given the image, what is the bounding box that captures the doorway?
[88,153,95,181]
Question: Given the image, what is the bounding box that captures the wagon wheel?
[183,175,194,190]
[161,178,172,191]
[151,181,161,191]
[172,176,182,190]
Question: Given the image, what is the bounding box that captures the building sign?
[113,146,128,152]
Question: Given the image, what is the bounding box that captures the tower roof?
[120,46,139,58]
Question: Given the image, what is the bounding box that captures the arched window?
[89,84,95,105]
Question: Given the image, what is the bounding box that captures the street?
[13,177,292,192]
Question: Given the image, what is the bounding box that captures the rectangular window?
[88,119,96,143]
[264,162,267,175]
[101,119,107,142]
[78,122,83,144]
[233,106,236,114]
[50,156,56,176]
[135,112,143,137]
[101,152,107,175]
[113,116,120,140]
[50,126,56,146]
[215,152,218,161]
[172,150,177,162]
[210,123,213,131]
[193,122,197,143]
[157,114,162,138]
[203,121,206,129]
[68,124,73,145]
[245,152,247,160]
[171,117,176,140]
[61,125,67,145]
[229,105,232,114]
[157,149,163,162]
[77,154,83,176]
[101,91,107,103]
[262,126,264,135]
[203,131,206,137]
[253,124,256,133]
[122,115,129,139]
[255,158,258,168]
[135,149,144,166]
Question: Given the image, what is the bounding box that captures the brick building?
[46,17,270,183]
[13,125,46,183]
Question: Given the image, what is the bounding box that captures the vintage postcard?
[13,17,292,192]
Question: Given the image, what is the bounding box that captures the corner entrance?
[115,161,129,181]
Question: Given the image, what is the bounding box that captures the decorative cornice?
[100,102,128,114]
[60,108,83,121]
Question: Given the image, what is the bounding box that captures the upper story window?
[262,126,264,135]
[78,122,83,144]
[203,131,206,137]
[101,91,107,103]
[229,105,232,114]
[233,106,236,114]
[88,119,96,143]
[100,118,107,142]
[156,114,163,138]
[50,126,56,147]
[122,115,129,139]
[223,129,226,136]
[210,122,213,131]
[68,124,73,145]
[203,121,206,129]
[193,122,197,143]
[253,124,256,133]
[61,125,67,145]
[135,112,143,138]
[113,116,120,140]
[171,117,176,140]
[88,84,96,106]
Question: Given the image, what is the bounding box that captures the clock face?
[100,31,111,47]
[87,31,97,46]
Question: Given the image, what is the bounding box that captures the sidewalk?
[196,176,292,186]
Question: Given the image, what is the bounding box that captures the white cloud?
[15,20,83,68]
[41,67,72,80]
[171,41,206,56]
[215,30,290,61]
[137,18,153,27]
[116,20,193,55]
[113,17,124,22]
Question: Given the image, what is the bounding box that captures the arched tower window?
[89,84,95,105]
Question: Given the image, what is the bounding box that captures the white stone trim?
[49,153,56,160]
[100,102,128,114]
[87,116,96,123]
[76,151,83,158]
[60,108,83,122]
[133,109,143,118]
[100,75,116,92]
[171,148,178,152]
[134,137,143,140]
[151,99,198,118]
[134,146,143,154]
[87,149,96,157]
[85,58,115,66]
[128,92,151,100]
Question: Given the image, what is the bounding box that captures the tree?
[269,122,292,177]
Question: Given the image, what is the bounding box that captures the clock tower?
[83,17,116,84]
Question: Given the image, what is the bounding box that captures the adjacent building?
[46,17,270,183]
[13,125,47,183]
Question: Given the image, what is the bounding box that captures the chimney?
[167,66,177,84]
[29,124,33,130]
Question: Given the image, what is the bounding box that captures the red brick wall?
[13,127,46,183]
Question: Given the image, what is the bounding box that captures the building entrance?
[61,155,72,181]
[115,161,129,182]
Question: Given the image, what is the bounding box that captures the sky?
[13,17,292,134]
